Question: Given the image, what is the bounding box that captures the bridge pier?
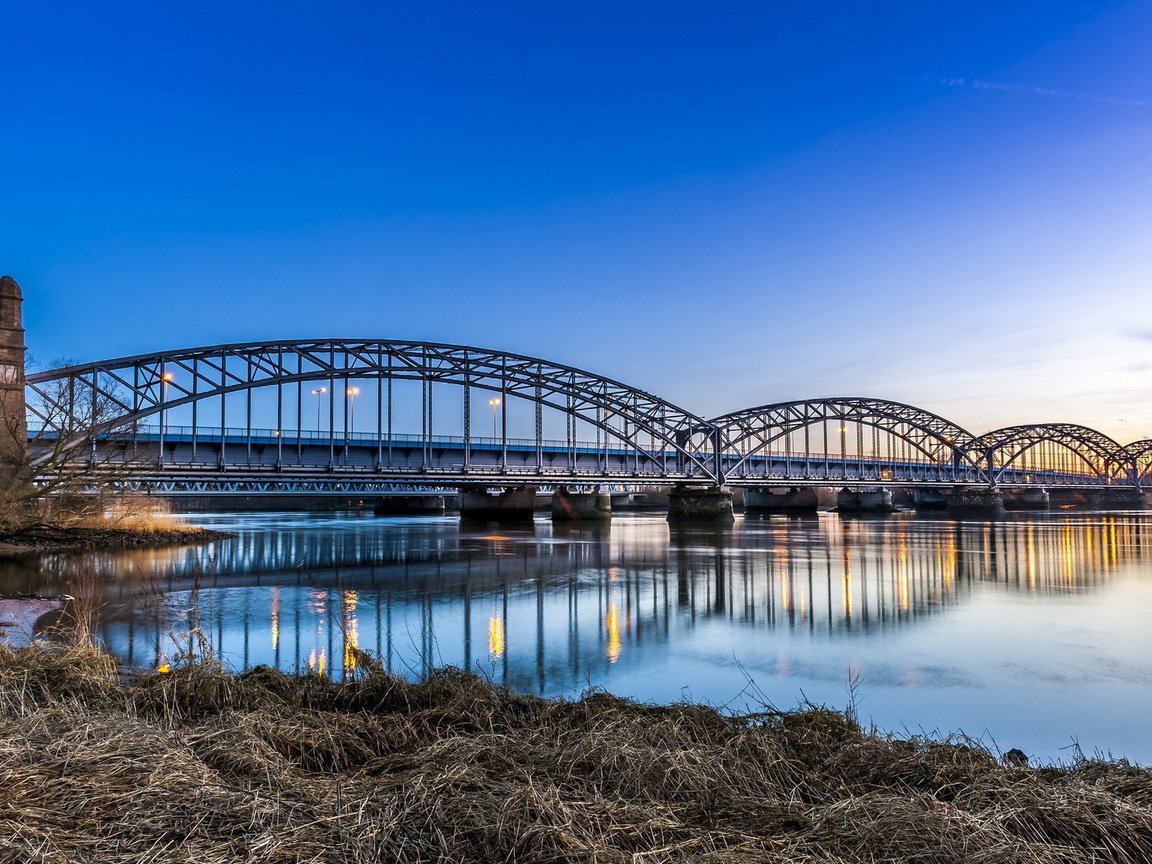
[946,486,1006,519]
[551,485,611,522]
[1003,487,1050,511]
[835,487,896,514]
[667,483,735,524]
[743,486,819,514]
[459,484,538,522]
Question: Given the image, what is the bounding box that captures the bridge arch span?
[708,397,977,484]
[1122,439,1152,485]
[25,339,720,478]
[967,424,1126,485]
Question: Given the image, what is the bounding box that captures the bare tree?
[1,361,157,535]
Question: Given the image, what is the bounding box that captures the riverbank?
[0,523,232,557]
[1,644,1149,862]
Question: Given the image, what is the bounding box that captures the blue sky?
[3,1,1150,440]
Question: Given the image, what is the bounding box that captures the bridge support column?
[0,276,27,486]
[1003,487,1050,511]
[743,486,819,514]
[946,486,1005,519]
[667,483,735,524]
[551,485,611,522]
[459,484,538,522]
[835,487,896,514]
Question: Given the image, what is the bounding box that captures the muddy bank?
[0,525,231,557]
[1,644,1150,863]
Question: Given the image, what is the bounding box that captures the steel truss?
[709,397,977,480]
[23,344,1151,490]
[1127,440,1152,485]
[26,339,720,479]
[967,424,1127,485]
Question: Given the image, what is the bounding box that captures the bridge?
[2,277,1149,515]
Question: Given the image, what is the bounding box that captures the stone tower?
[0,275,27,479]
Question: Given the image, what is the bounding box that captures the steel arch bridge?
[26,339,722,488]
[23,339,1151,494]
[708,397,980,485]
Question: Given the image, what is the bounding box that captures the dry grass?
[0,494,229,554]
[1,644,1150,863]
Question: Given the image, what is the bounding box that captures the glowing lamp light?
[488,397,501,438]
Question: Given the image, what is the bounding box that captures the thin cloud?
[903,74,1150,108]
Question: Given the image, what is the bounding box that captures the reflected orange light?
[897,539,910,611]
[1026,525,1037,590]
[342,590,360,677]
[1062,524,1075,585]
[606,604,621,663]
[488,616,505,658]
[308,648,327,677]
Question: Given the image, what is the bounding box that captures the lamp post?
[160,371,174,463]
[346,387,360,437]
[488,397,500,439]
[161,372,173,419]
[311,387,327,432]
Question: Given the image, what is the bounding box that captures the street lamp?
[160,372,174,454]
[346,387,360,437]
[488,398,501,439]
[311,387,327,432]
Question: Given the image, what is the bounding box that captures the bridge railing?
[30,420,1127,486]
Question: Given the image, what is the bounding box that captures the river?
[3,509,1150,765]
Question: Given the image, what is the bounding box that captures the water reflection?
[3,511,1152,761]
[0,513,1139,676]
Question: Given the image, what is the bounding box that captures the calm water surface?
[3,510,1151,764]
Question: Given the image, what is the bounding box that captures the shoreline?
[0,524,233,558]
[1,643,1150,861]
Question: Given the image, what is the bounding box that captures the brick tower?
[0,275,27,479]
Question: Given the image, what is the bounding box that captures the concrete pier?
[667,484,735,524]
[551,485,611,522]
[459,484,538,522]
[743,486,819,514]
[835,487,896,514]
[946,486,1006,519]
[1003,488,1050,511]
